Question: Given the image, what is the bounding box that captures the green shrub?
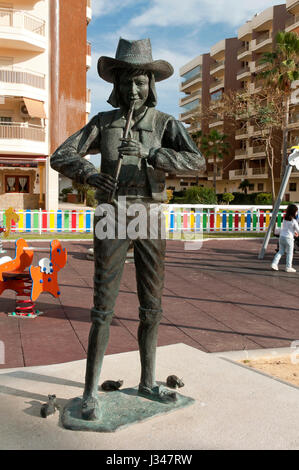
[255,193,272,205]
[221,193,235,204]
[183,186,217,204]
[86,188,97,207]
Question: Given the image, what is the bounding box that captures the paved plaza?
[1,238,299,369]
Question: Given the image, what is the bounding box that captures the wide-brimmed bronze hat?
[98,38,174,83]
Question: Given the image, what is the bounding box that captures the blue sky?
[87,0,285,119]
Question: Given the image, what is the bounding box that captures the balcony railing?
[210,60,225,72]
[181,72,202,87]
[251,167,266,175]
[180,91,201,105]
[0,67,45,89]
[253,145,265,154]
[238,45,250,56]
[235,148,247,156]
[237,66,250,76]
[236,127,248,136]
[180,108,199,119]
[255,32,271,45]
[286,14,299,28]
[0,122,46,141]
[0,8,45,36]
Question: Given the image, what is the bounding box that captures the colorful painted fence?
[0,205,288,235]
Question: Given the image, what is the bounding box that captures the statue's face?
[118,73,149,112]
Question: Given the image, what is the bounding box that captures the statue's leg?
[82,232,130,420]
[134,237,175,402]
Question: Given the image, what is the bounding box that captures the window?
[180,181,189,187]
[5,175,29,193]
[257,183,264,191]
[182,98,200,112]
[289,183,297,192]
[190,182,197,186]
[181,65,201,82]
[0,116,12,125]
[249,184,254,191]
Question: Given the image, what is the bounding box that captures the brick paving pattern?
[1,238,299,369]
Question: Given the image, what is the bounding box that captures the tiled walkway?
[1,238,299,368]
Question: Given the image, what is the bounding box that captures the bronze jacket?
[50,107,206,203]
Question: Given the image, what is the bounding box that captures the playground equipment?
[259,146,299,259]
[0,239,67,318]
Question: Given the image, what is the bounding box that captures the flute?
[108,100,136,203]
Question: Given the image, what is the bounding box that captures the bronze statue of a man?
[51,38,206,421]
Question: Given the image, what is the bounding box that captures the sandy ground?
[241,356,299,387]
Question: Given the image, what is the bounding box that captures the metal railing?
[0,67,45,89]
[0,8,45,36]
[0,122,46,141]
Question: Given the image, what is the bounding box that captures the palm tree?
[238,179,251,195]
[259,31,299,175]
[192,129,230,191]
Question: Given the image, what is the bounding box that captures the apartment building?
[179,1,299,200]
[231,4,289,197]
[178,38,241,193]
[0,0,91,210]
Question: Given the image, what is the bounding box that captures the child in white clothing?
[272,204,299,272]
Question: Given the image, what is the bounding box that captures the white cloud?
[92,0,143,18]
[128,0,286,29]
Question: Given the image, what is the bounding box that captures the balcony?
[237,66,250,80]
[229,167,268,180]
[210,78,224,94]
[229,168,247,180]
[0,8,46,51]
[250,145,266,157]
[237,45,252,60]
[180,72,202,93]
[0,122,47,155]
[208,170,223,181]
[238,21,253,41]
[0,67,46,101]
[286,14,299,32]
[87,0,92,24]
[210,60,225,76]
[251,32,272,53]
[287,0,299,11]
[86,88,91,114]
[180,90,201,106]
[209,115,224,128]
[235,148,248,159]
[236,126,249,139]
[251,60,267,74]
[249,81,264,94]
[86,41,91,70]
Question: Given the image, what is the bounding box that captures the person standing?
[271,204,299,273]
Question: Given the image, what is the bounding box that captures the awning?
[23,98,46,119]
